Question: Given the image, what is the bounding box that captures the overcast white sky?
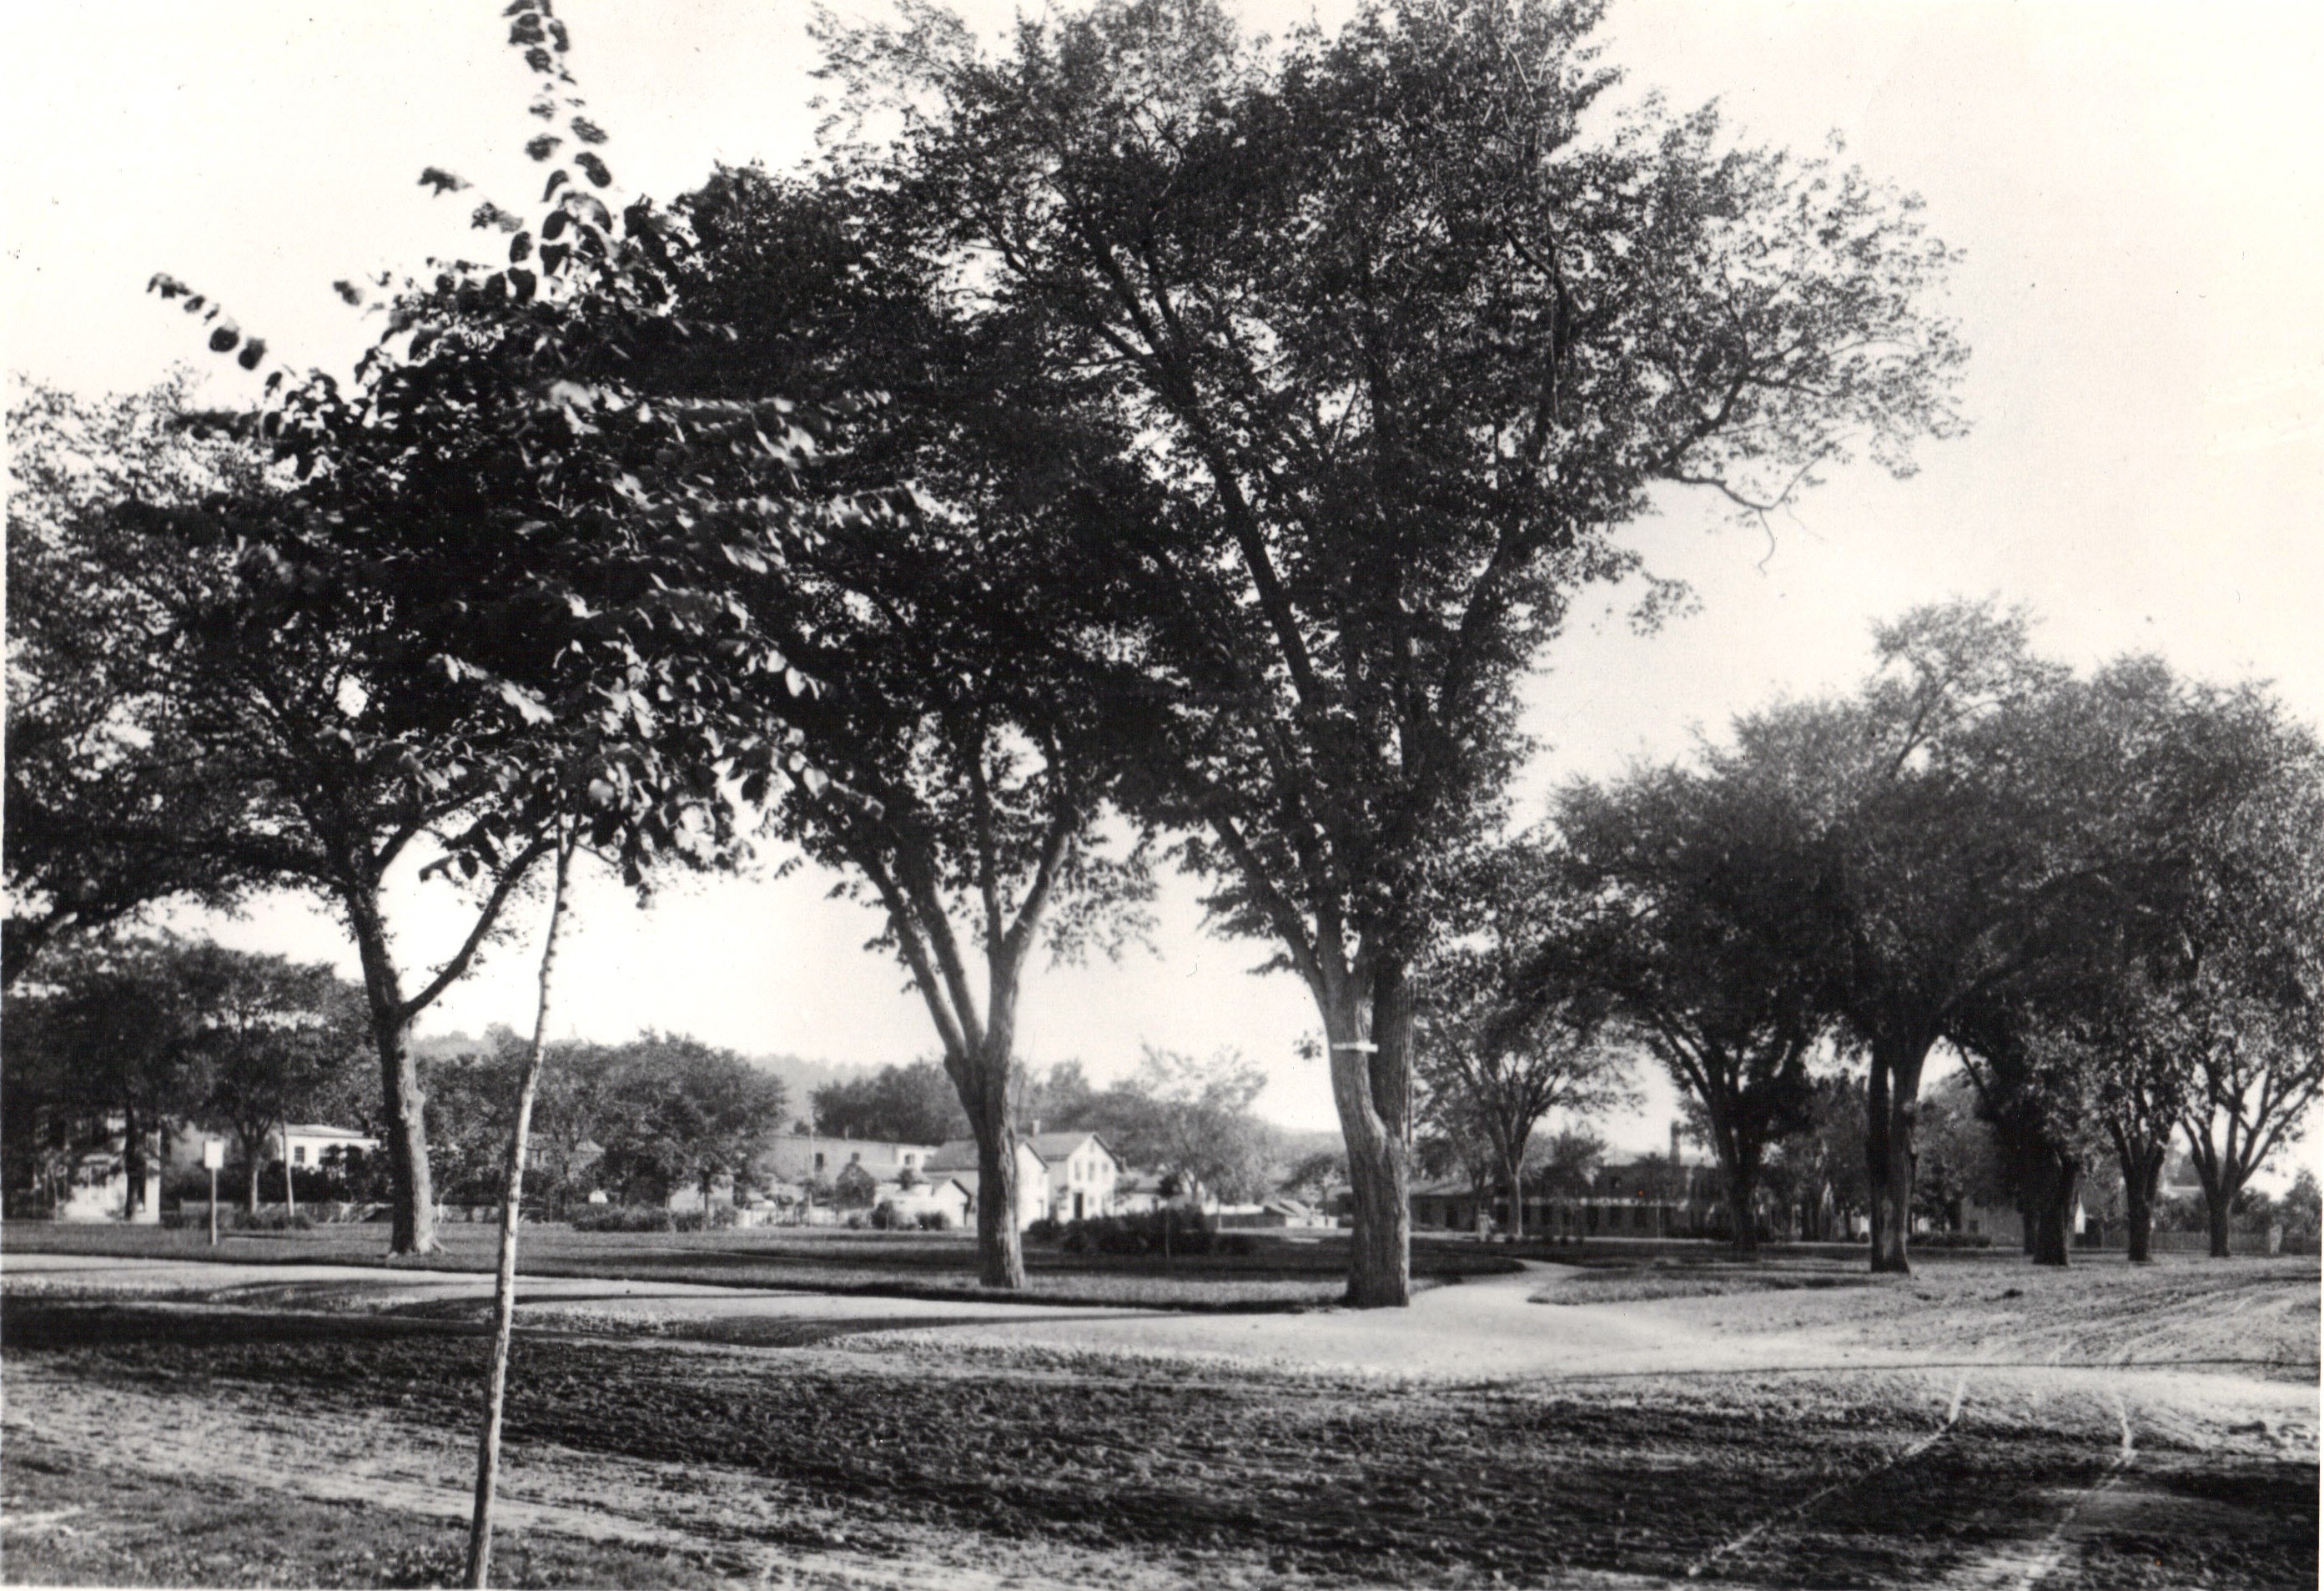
[7,3,2321,1159]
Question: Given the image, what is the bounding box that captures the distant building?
[875,1173,973,1228]
[926,1137,1050,1231]
[762,1134,938,1186]
[1023,1130,1122,1222]
[1215,1196,1332,1231]
[23,1114,163,1224]
[1114,1171,1219,1216]
[163,1121,379,1176]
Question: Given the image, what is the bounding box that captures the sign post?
[200,1138,224,1246]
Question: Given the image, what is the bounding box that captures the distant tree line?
[0,933,786,1219]
[1418,600,2320,1269]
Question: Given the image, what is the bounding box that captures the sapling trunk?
[464,834,573,1591]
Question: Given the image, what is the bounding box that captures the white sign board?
[200,1138,225,1171]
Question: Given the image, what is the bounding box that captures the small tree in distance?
[1543,764,1826,1256]
[1424,844,1630,1242]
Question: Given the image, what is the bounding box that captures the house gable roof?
[925,1137,1049,1175]
[1024,1130,1121,1169]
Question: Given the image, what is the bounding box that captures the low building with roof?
[927,1136,1051,1231]
[761,1133,939,1187]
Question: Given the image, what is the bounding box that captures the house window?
[814,1152,825,1172]
[293,1145,307,1165]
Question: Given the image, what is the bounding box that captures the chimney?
[1031,1118,1042,1136]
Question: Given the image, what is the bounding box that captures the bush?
[1914,1230,1994,1250]
[843,1211,868,1230]
[163,1167,216,1205]
[570,1204,675,1233]
[236,1206,315,1232]
[1024,1216,1063,1246]
[916,1209,953,1231]
[666,1207,740,1232]
[1056,1208,1236,1257]
[870,1201,905,1231]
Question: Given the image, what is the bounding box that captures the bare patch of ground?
[1529,1253,2320,1382]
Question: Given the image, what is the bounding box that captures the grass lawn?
[0,1220,1519,1311]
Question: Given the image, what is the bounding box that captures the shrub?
[163,1167,217,1205]
[870,1201,905,1231]
[1914,1230,1993,1250]
[916,1209,953,1231]
[570,1204,676,1233]
[843,1211,868,1230]
[665,1206,740,1232]
[1056,1207,1230,1257]
[235,1206,315,1232]
[1024,1216,1063,1246]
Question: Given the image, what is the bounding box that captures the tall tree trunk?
[466,835,572,1591]
[1706,1114,1759,1257]
[248,1150,262,1216]
[1330,962,1413,1308]
[1723,1166,1759,1258]
[2030,1149,2076,1266]
[120,1103,143,1218]
[2115,1133,2164,1265]
[972,1103,1026,1289]
[346,885,437,1256]
[943,960,1029,1289]
[1864,1037,1927,1275]
[1500,1142,1525,1244]
[2203,1176,2236,1258]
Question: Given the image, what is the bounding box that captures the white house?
[1024,1130,1122,1223]
[926,1137,1050,1231]
[276,1123,380,1172]
[165,1121,378,1176]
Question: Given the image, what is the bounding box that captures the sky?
[7,2,2321,1161]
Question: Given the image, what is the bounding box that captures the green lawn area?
[0,1220,1519,1311]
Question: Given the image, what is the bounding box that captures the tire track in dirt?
[1681,1371,1969,1582]
[1934,1392,2138,1590]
